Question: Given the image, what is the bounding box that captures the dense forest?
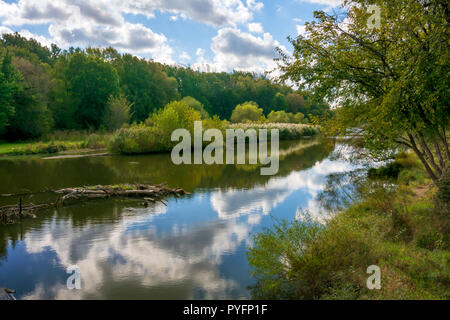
[0,32,331,142]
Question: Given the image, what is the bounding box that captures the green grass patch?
[247,152,449,300]
[0,132,112,156]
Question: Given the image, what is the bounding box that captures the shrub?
[293,112,305,124]
[109,125,160,154]
[102,95,132,131]
[111,100,205,154]
[248,158,449,300]
[180,96,209,119]
[230,102,263,123]
[146,100,202,147]
[267,110,292,123]
[368,162,404,180]
[229,123,319,140]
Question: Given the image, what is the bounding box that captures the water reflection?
[0,139,355,299]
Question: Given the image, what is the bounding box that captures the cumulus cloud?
[48,21,174,63]
[0,0,269,65]
[248,22,263,33]
[0,0,177,63]
[123,0,263,27]
[196,48,206,56]
[208,27,287,73]
[179,51,191,62]
[294,0,343,7]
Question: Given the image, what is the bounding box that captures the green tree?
[1,33,54,65]
[280,0,449,183]
[180,96,210,119]
[230,102,264,123]
[66,52,120,128]
[0,49,19,134]
[272,92,288,111]
[146,100,202,147]
[286,93,305,113]
[114,54,178,123]
[293,112,305,124]
[267,110,293,123]
[102,95,132,131]
[7,56,53,139]
[48,57,78,129]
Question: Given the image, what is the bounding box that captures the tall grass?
[229,123,320,140]
[0,130,112,155]
[247,152,449,300]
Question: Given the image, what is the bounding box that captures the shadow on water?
[0,138,344,299]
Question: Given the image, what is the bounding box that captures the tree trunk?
[418,133,442,176]
[408,134,438,182]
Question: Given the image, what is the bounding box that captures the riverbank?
[0,183,190,224]
[0,124,320,157]
[0,131,111,156]
[247,152,449,300]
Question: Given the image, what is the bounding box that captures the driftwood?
[0,200,55,223]
[1,183,190,224]
[55,183,189,203]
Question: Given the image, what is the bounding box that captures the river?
[0,139,355,299]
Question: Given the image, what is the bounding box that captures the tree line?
[0,32,332,142]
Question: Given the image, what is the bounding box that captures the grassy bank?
[247,152,449,300]
[229,123,320,140]
[110,122,320,155]
[0,131,112,156]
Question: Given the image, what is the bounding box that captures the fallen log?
[1,183,191,224]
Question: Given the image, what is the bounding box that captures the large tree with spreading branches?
[279,0,449,183]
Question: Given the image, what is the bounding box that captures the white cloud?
[246,0,264,11]
[0,26,13,35]
[123,0,263,27]
[294,0,343,7]
[296,24,308,37]
[0,0,176,63]
[0,0,270,64]
[248,22,263,34]
[179,51,191,62]
[208,27,287,73]
[196,48,206,56]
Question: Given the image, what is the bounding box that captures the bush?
[111,99,205,154]
[368,162,404,180]
[229,123,319,141]
[109,125,160,154]
[180,96,209,119]
[267,110,292,123]
[368,152,425,184]
[248,159,450,300]
[102,95,132,131]
[146,100,202,146]
[230,102,264,123]
[293,113,305,124]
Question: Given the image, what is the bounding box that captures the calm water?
[0,139,354,299]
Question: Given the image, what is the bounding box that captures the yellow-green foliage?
[110,100,228,154]
[146,100,202,146]
[102,95,132,131]
[267,111,305,124]
[230,102,264,123]
[229,123,319,140]
[248,154,449,300]
[179,96,210,119]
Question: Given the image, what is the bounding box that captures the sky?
[0,0,343,73]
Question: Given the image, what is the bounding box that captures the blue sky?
[0,0,342,73]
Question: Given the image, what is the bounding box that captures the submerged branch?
[0,183,190,224]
